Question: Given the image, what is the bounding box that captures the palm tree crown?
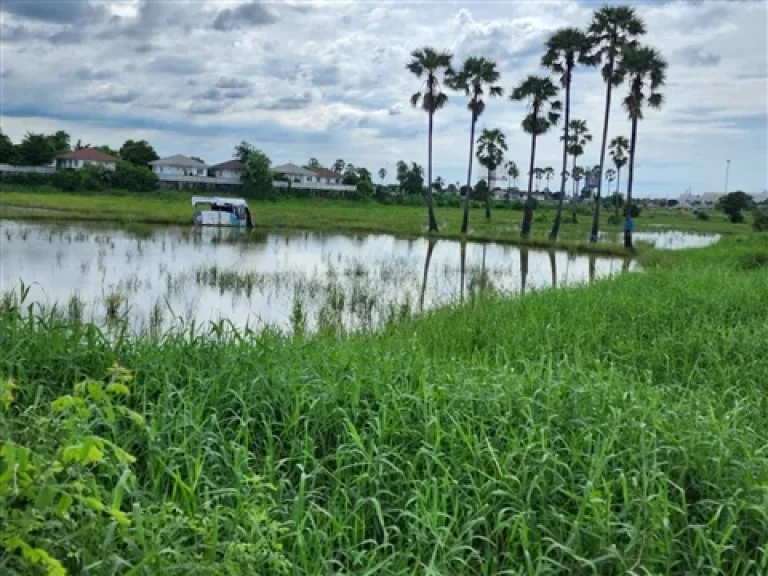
[506,161,519,183]
[563,119,591,157]
[448,57,503,118]
[476,128,507,172]
[620,45,667,119]
[609,136,629,170]
[589,6,646,85]
[511,75,561,135]
[407,47,454,113]
[542,27,595,85]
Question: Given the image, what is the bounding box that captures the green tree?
[511,75,561,237]
[46,130,71,155]
[95,145,119,158]
[356,167,372,182]
[119,139,159,167]
[476,128,507,219]
[378,168,387,183]
[18,132,56,166]
[563,119,591,198]
[355,179,374,200]
[401,162,425,196]
[506,161,519,192]
[474,179,488,201]
[588,5,646,242]
[621,44,667,247]
[0,131,20,164]
[332,159,345,173]
[407,46,454,231]
[235,141,272,199]
[718,192,753,223]
[542,27,594,240]
[609,135,629,220]
[305,158,320,170]
[448,56,503,233]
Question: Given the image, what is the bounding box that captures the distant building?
[209,159,242,180]
[149,155,208,177]
[272,163,318,184]
[311,166,344,185]
[57,148,118,171]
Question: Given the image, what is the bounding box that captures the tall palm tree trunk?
[461,112,477,234]
[624,116,638,249]
[426,108,438,231]
[571,155,577,198]
[591,54,615,243]
[419,239,437,310]
[521,132,537,237]
[550,69,571,240]
[485,163,492,219]
[615,166,622,219]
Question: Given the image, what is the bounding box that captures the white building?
[272,163,318,184]
[209,159,242,180]
[56,148,118,171]
[311,166,344,185]
[149,155,208,177]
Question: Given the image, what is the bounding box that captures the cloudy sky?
[1,0,766,196]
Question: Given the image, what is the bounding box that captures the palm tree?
[407,47,453,231]
[544,167,555,192]
[505,161,519,192]
[511,75,561,237]
[448,57,503,233]
[542,27,594,240]
[609,135,629,217]
[621,44,667,248]
[476,128,507,219]
[534,168,544,193]
[605,168,616,208]
[333,159,345,173]
[572,166,586,197]
[378,168,387,183]
[588,5,646,242]
[563,119,592,199]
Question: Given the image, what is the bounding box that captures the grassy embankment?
[0,186,743,256]
[1,232,767,574]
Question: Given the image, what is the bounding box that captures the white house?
[149,155,208,177]
[57,148,118,171]
[272,163,318,184]
[311,166,344,185]
[209,159,242,180]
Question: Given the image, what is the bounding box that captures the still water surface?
[1,220,638,333]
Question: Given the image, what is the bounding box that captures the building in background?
[57,148,118,171]
[149,155,208,177]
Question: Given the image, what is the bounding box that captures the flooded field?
[1,220,637,334]
[600,229,720,249]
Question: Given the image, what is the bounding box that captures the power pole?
[724,159,730,194]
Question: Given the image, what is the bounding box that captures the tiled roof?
[272,163,316,176]
[149,155,209,168]
[57,148,119,162]
[210,159,242,171]
[312,166,343,179]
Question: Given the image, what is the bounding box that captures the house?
[209,159,242,180]
[149,155,208,177]
[311,166,344,185]
[272,163,317,184]
[57,148,118,171]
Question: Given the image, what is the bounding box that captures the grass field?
[0,186,746,255]
[1,232,767,574]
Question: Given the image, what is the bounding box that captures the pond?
[600,230,720,249]
[2,220,633,334]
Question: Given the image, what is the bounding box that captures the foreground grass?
[1,234,767,573]
[0,186,744,255]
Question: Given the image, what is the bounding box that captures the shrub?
[111,161,158,192]
[753,209,768,232]
[355,179,374,200]
[629,203,642,218]
[696,211,710,221]
[50,168,82,192]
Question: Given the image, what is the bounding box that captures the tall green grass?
[2,236,767,573]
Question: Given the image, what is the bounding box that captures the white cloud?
[1,0,766,195]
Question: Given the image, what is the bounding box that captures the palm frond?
[410,92,421,107]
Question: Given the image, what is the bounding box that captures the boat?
[192,196,253,228]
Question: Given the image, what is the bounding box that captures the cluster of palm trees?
[407,5,667,248]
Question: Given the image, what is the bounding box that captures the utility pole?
[724,159,731,194]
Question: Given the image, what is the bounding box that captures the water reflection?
[2,220,634,334]
[599,230,719,249]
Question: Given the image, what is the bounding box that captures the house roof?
[57,148,119,163]
[209,159,242,171]
[272,162,316,176]
[149,154,209,168]
[312,166,343,180]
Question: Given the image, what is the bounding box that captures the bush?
[753,210,768,232]
[111,161,158,192]
[629,203,642,218]
[355,179,374,200]
[696,211,710,221]
[50,168,82,192]
[729,211,746,224]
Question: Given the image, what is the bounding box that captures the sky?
[1,0,766,197]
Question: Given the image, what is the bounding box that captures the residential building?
[209,159,242,180]
[272,163,317,184]
[149,155,208,177]
[311,166,344,185]
[57,148,118,171]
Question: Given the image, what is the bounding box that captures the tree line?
[407,5,666,248]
